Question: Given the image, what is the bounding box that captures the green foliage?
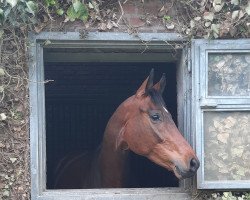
[209,192,250,200]
[177,0,249,38]
[0,0,38,27]
[66,0,88,22]
[43,0,89,21]
[44,0,64,17]
[25,1,37,15]
[44,0,58,7]
[56,8,64,16]
[0,0,89,28]
[163,15,171,21]
[6,0,19,8]
[0,9,4,25]
[245,193,250,200]
[222,192,237,200]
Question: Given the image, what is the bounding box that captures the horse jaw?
[146,138,198,180]
[147,152,183,180]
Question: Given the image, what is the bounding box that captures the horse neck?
[99,97,133,188]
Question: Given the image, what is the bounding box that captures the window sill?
[37,188,191,200]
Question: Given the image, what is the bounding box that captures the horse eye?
[151,114,160,121]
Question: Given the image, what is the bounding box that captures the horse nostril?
[190,158,200,172]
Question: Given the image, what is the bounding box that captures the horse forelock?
[147,88,168,113]
[140,88,173,143]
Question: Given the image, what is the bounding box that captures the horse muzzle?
[174,158,200,179]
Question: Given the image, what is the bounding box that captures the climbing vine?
[0,0,250,199]
[175,0,250,38]
[0,0,249,38]
[0,0,91,29]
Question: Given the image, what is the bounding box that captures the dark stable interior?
[45,62,179,189]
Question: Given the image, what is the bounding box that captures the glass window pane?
[204,111,250,181]
[208,53,250,96]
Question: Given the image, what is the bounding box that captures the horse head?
[116,69,200,179]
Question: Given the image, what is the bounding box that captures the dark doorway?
[44,62,179,189]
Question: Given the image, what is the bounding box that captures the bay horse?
[54,69,200,189]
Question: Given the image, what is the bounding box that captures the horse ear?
[153,73,166,94]
[136,69,154,97]
[116,127,129,151]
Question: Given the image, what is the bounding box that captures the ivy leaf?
[25,1,38,15]
[246,3,250,15]
[79,14,88,22]
[4,7,11,19]
[6,0,19,8]
[163,15,171,21]
[67,2,88,22]
[77,3,88,22]
[213,0,224,12]
[211,23,220,38]
[0,113,7,121]
[214,4,224,12]
[190,20,195,28]
[56,8,64,16]
[45,0,57,7]
[0,67,5,75]
[0,8,4,23]
[10,157,17,163]
[204,12,214,21]
[88,2,94,9]
[232,10,239,20]
[67,5,79,21]
[73,0,82,13]
[231,0,239,5]
[0,86,4,93]
[2,191,9,197]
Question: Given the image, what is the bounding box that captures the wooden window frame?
[29,32,194,200]
[192,39,250,189]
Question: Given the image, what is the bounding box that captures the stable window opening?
[29,32,193,200]
[44,61,179,189]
